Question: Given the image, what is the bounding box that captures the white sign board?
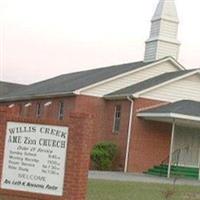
[1,122,68,196]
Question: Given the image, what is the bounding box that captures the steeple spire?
[153,0,178,21]
[144,0,181,62]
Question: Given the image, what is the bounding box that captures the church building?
[1,0,200,179]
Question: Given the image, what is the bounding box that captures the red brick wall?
[1,96,131,168]
[128,98,172,172]
[0,109,93,200]
[104,100,131,170]
[0,96,172,173]
[74,95,131,170]
[1,97,76,123]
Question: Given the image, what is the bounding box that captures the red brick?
[0,96,172,173]
[127,98,171,172]
[0,110,93,200]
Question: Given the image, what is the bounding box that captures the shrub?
[91,141,118,171]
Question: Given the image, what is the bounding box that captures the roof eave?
[104,94,134,100]
[137,112,200,123]
[0,92,76,103]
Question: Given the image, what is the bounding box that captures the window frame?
[36,103,42,118]
[22,102,32,117]
[112,105,122,133]
[58,101,65,120]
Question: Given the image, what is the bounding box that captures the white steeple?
[144,0,181,62]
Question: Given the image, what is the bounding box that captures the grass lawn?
[87,179,200,200]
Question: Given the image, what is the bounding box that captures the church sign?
[1,121,68,196]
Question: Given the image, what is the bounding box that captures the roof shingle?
[0,81,27,96]
[0,60,153,101]
[105,70,196,98]
[138,100,200,118]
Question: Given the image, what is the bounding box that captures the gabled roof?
[105,69,198,99]
[0,57,185,102]
[0,60,157,102]
[0,81,27,96]
[138,100,200,118]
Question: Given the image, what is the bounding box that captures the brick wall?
[1,97,76,123]
[75,95,131,170]
[0,96,132,170]
[128,98,172,172]
[0,108,93,200]
[0,95,172,173]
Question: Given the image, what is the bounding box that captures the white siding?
[141,74,200,102]
[160,21,178,39]
[145,39,179,62]
[144,41,157,62]
[144,0,180,62]
[80,61,179,97]
[156,41,179,60]
[150,21,161,38]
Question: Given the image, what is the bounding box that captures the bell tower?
[144,0,181,62]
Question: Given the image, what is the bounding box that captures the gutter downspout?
[124,96,134,173]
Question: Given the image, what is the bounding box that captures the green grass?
[87,179,200,200]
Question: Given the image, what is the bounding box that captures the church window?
[113,105,121,133]
[58,101,64,120]
[36,103,42,118]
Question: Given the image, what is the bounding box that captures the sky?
[0,0,200,84]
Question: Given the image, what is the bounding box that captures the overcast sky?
[0,0,200,84]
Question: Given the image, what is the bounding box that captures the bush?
[91,141,118,171]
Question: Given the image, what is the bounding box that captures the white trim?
[152,16,179,23]
[105,94,134,100]
[146,36,181,45]
[137,112,172,118]
[44,101,52,106]
[75,57,185,95]
[8,104,15,108]
[171,113,200,123]
[137,112,200,123]
[168,119,175,178]
[24,103,32,107]
[133,70,200,98]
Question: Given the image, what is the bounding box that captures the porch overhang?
[137,100,200,128]
[137,100,200,179]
